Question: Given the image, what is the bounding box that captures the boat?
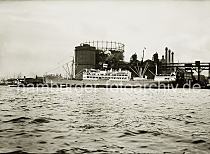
[154,72,176,82]
[82,68,131,81]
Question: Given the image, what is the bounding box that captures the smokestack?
[171,52,174,63]
[168,49,171,63]
[165,47,168,64]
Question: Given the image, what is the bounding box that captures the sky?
[0,0,210,78]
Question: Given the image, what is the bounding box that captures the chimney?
[168,49,171,63]
[162,55,164,61]
[171,52,174,63]
[165,47,168,64]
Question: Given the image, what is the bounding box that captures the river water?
[0,86,210,153]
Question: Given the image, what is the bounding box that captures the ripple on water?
[1,150,29,154]
[118,129,150,138]
[192,139,206,144]
[30,117,50,124]
[4,117,31,123]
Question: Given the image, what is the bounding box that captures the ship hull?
[44,77,176,88]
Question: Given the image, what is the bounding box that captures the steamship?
[82,68,131,81]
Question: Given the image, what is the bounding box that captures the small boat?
[154,72,176,82]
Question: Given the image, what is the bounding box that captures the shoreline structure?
[1,41,210,88]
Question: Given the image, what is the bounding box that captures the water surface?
[0,86,210,153]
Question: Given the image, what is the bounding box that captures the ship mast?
[71,57,74,79]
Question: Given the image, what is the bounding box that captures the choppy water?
[0,86,210,154]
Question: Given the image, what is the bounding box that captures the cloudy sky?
[0,0,210,78]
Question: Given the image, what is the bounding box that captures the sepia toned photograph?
[0,0,210,153]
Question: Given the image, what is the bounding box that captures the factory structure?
[74,41,176,81]
[72,41,210,87]
[152,47,175,75]
[74,41,126,80]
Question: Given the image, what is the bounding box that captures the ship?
[82,68,131,81]
[44,66,172,89]
[154,72,176,82]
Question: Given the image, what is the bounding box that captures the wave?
[3,150,29,154]
[30,117,50,124]
[4,117,31,123]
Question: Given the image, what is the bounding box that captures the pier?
[161,61,210,88]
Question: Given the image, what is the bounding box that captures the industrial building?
[74,41,125,79]
[74,41,176,81]
[73,41,210,87]
[75,44,96,79]
[153,47,175,75]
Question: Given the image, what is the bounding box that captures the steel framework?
[82,41,125,52]
[161,62,210,81]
